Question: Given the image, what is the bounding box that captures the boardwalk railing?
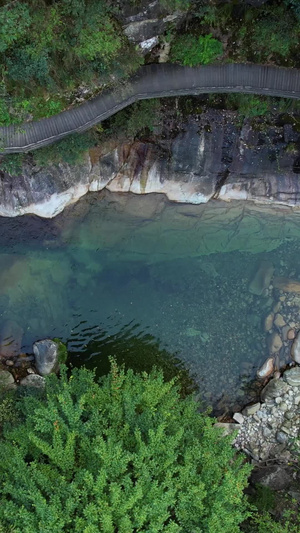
[1,63,300,154]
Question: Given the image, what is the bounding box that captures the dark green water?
[1,191,300,411]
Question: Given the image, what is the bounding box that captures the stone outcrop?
[116,0,184,53]
[2,111,300,217]
[33,339,60,376]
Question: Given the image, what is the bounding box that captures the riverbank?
[1,107,300,217]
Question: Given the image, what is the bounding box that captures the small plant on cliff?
[0,361,251,532]
[32,130,97,166]
[0,153,24,175]
[170,33,223,66]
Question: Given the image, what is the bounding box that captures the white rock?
[257,357,274,379]
[233,412,245,424]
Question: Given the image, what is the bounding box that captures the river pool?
[1,191,300,412]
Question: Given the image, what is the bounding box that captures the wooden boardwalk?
[1,63,300,154]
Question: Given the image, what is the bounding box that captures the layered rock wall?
[1,111,300,217]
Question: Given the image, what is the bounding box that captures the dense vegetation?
[2,0,300,168]
[0,362,298,532]
[0,362,251,532]
[0,0,143,125]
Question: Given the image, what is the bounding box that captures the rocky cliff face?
[1,110,300,217]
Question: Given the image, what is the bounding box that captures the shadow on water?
[68,320,197,398]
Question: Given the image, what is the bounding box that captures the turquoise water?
[1,191,300,411]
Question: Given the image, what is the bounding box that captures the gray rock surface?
[0,370,15,389]
[251,465,293,491]
[242,402,261,416]
[33,339,59,376]
[261,378,289,401]
[235,368,300,461]
[3,111,300,217]
[284,367,300,386]
[20,374,45,388]
[291,331,300,364]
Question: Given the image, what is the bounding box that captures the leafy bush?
[0,362,251,532]
[0,0,142,124]
[170,33,223,66]
[108,99,161,139]
[0,153,24,175]
[226,94,270,119]
[32,130,97,166]
[250,7,298,61]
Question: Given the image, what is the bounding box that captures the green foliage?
[0,154,24,175]
[0,0,142,124]
[250,7,298,61]
[0,388,17,430]
[32,131,97,166]
[53,339,68,364]
[249,484,275,513]
[0,98,10,126]
[108,99,162,139]
[74,21,121,62]
[245,508,300,533]
[226,94,270,119]
[0,2,31,53]
[158,0,190,11]
[170,33,223,67]
[0,362,251,532]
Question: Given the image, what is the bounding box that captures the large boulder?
[33,339,60,376]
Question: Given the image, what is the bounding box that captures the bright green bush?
[0,362,251,532]
[170,33,223,66]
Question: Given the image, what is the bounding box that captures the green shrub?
[108,99,161,139]
[170,33,223,67]
[0,362,251,532]
[226,94,270,118]
[32,130,97,166]
[250,7,298,61]
[0,153,24,175]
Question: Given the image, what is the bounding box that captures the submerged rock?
[249,261,274,296]
[0,319,23,359]
[273,277,300,293]
[264,312,274,332]
[33,339,60,376]
[291,331,300,364]
[268,332,283,354]
[257,357,274,379]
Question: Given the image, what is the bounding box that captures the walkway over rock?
[1,63,300,154]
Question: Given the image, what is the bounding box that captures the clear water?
[1,191,300,412]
